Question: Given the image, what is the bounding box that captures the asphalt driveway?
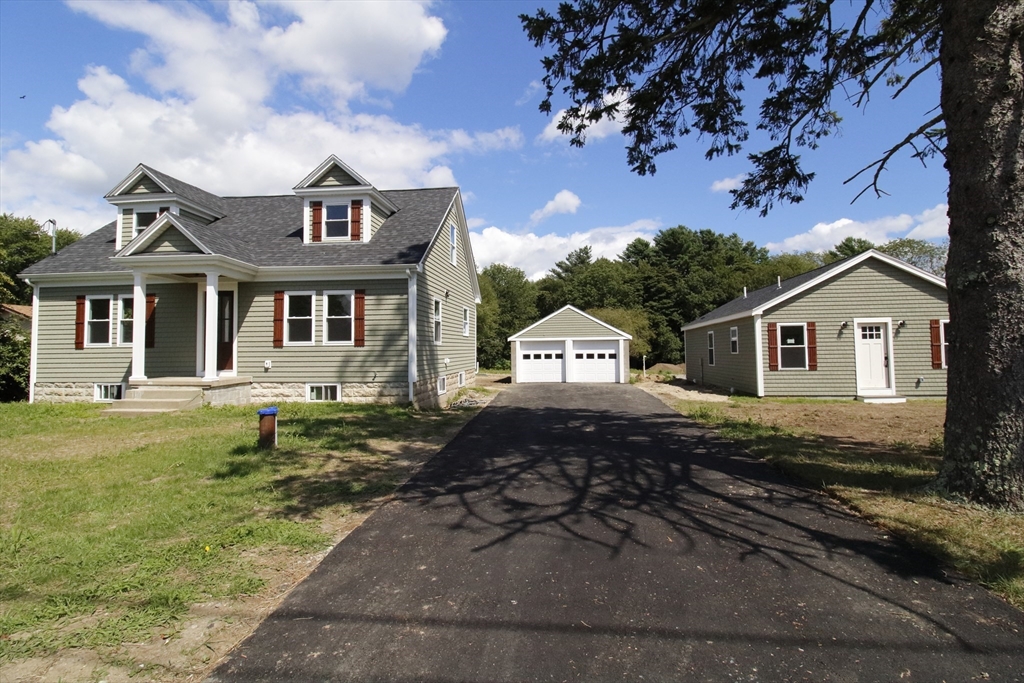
[209,384,1024,682]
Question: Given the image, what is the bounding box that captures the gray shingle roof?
[685,257,855,327]
[21,172,458,276]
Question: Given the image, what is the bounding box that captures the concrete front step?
[105,388,203,416]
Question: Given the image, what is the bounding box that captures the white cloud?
[515,80,542,106]
[537,92,628,143]
[0,1,520,234]
[470,219,661,281]
[466,217,487,229]
[765,203,949,253]
[710,174,747,193]
[528,190,582,226]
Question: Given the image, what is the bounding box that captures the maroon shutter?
[930,319,943,369]
[145,295,156,348]
[310,201,323,243]
[354,290,366,347]
[806,322,817,371]
[767,322,778,371]
[273,291,284,348]
[75,295,86,349]
[351,200,362,241]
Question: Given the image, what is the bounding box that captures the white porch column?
[130,272,147,381]
[203,272,219,380]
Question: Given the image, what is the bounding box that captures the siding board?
[517,309,622,339]
[684,318,758,395]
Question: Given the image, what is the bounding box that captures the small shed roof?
[509,305,632,341]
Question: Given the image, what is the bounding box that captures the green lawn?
[0,401,473,661]
[675,400,1024,611]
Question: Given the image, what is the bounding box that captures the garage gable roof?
[509,305,632,341]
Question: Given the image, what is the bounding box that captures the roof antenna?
[777,275,782,289]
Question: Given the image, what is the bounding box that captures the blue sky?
[1,0,949,280]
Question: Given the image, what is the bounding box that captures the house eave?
[253,264,416,282]
[112,254,258,280]
[292,185,400,214]
[682,310,756,331]
[105,194,225,220]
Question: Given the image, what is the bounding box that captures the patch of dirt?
[644,362,686,376]
[473,372,511,387]
[636,378,731,403]
[717,399,945,449]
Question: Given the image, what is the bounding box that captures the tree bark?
[937,0,1024,510]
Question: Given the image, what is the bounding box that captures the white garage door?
[573,340,619,383]
[518,341,565,383]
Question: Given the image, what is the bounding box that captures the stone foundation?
[33,382,96,403]
[251,382,408,404]
[413,368,477,409]
[205,383,252,406]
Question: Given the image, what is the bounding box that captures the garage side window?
[707,331,715,366]
[432,299,442,344]
[778,324,807,369]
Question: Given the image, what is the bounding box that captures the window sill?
[283,341,316,347]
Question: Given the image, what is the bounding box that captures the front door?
[217,291,234,371]
[855,322,890,393]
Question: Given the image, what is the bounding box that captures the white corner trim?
[28,284,39,403]
[408,270,418,403]
[754,314,764,397]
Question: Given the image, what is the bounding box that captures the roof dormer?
[105,164,226,250]
[293,156,399,245]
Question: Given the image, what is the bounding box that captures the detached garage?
[508,306,632,384]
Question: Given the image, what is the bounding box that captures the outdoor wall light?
[898,320,906,328]
[840,321,849,329]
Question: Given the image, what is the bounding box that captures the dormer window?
[134,206,170,236]
[325,204,350,239]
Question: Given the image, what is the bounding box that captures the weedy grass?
[0,401,470,660]
[675,399,1024,611]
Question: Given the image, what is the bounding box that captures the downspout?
[28,281,39,403]
[407,269,418,404]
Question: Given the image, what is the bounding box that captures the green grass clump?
[0,401,467,660]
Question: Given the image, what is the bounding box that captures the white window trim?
[432,298,443,345]
[305,383,340,402]
[707,330,715,366]
[84,295,113,347]
[437,375,447,395]
[462,307,470,336]
[940,318,950,369]
[323,201,353,242]
[458,370,466,387]
[730,326,739,354]
[117,294,135,347]
[284,291,316,346]
[322,290,355,345]
[133,205,171,237]
[777,322,809,370]
[449,224,457,265]
[94,382,125,402]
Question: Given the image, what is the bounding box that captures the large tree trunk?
[937,0,1024,510]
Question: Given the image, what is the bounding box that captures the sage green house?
[682,250,948,402]
[20,156,480,408]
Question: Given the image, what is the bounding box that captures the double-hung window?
[730,326,739,354]
[450,224,457,265]
[285,292,315,344]
[325,203,350,239]
[463,307,470,336]
[707,331,715,366]
[118,295,134,346]
[323,291,354,344]
[778,324,807,369]
[86,296,112,346]
[134,207,168,236]
[433,299,442,344]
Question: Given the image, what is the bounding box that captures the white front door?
[572,340,619,383]
[518,341,565,383]
[855,322,891,394]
